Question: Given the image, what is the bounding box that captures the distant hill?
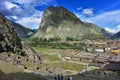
[112,31,120,39]
[12,22,36,38]
[33,6,112,40]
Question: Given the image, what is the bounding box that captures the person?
[68,76,72,80]
[61,74,63,80]
[53,74,57,80]
[68,77,70,80]
[69,76,72,80]
[58,74,61,80]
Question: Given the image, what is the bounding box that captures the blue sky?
[0,0,120,33]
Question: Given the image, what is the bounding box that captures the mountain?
[0,13,22,53]
[12,22,36,38]
[112,31,120,39]
[33,6,111,40]
[101,28,113,38]
[0,13,40,60]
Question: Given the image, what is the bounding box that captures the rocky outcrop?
[22,43,41,60]
[33,6,111,40]
[0,13,22,53]
[0,13,40,60]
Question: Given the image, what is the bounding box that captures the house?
[105,54,120,71]
[94,48,105,53]
[79,54,94,63]
[87,47,108,53]
[110,48,120,54]
[89,54,110,67]
[89,60,104,67]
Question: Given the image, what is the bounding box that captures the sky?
[0,0,120,33]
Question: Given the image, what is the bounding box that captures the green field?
[33,47,56,52]
[48,62,86,71]
[33,46,86,71]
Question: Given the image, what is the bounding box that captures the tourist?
[58,74,61,80]
[61,74,63,80]
[53,74,57,80]
[69,76,72,80]
[68,76,72,80]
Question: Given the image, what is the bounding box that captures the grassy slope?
[0,60,46,80]
[0,60,22,74]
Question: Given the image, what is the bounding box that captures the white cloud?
[75,13,82,18]
[117,25,120,30]
[105,28,116,33]
[105,25,120,33]
[76,10,120,33]
[82,8,93,17]
[0,0,54,17]
[89,10,120,33]
[5,1,19,10]
[13,0,53,5]
[16,11,43,29]
[77,7,82,11]
[12,16,18,19]
[3,1,25,17]
[89,10,120,24]
[0,0,55,29]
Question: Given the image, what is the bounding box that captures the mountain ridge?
[12,22,36,39]
[33,6,112,40]
[112,31,120,39]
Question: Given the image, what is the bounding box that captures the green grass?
[44,54,61,61]
[33,46,86,71]
[33,47,56,52]
[48,62,86,71]
[33,47,61,61]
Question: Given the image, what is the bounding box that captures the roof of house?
[105,62,120,71]
[104,53,120,71]
[92,54,110,62]
[109,54,120,62]
[89,61,104,67]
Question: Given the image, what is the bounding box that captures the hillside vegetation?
[33,6,111,40]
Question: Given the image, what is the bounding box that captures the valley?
[31,40,120,80]
[0,3,120,80]
[1,39,120,80]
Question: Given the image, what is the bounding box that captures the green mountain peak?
[33,6,111,40]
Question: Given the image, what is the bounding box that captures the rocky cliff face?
[33,6,111,40]
[0,13,40,60]
[12,22,36,38]
[39,6,82,30]
[0,13,22,53]
[22,43,41,60]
